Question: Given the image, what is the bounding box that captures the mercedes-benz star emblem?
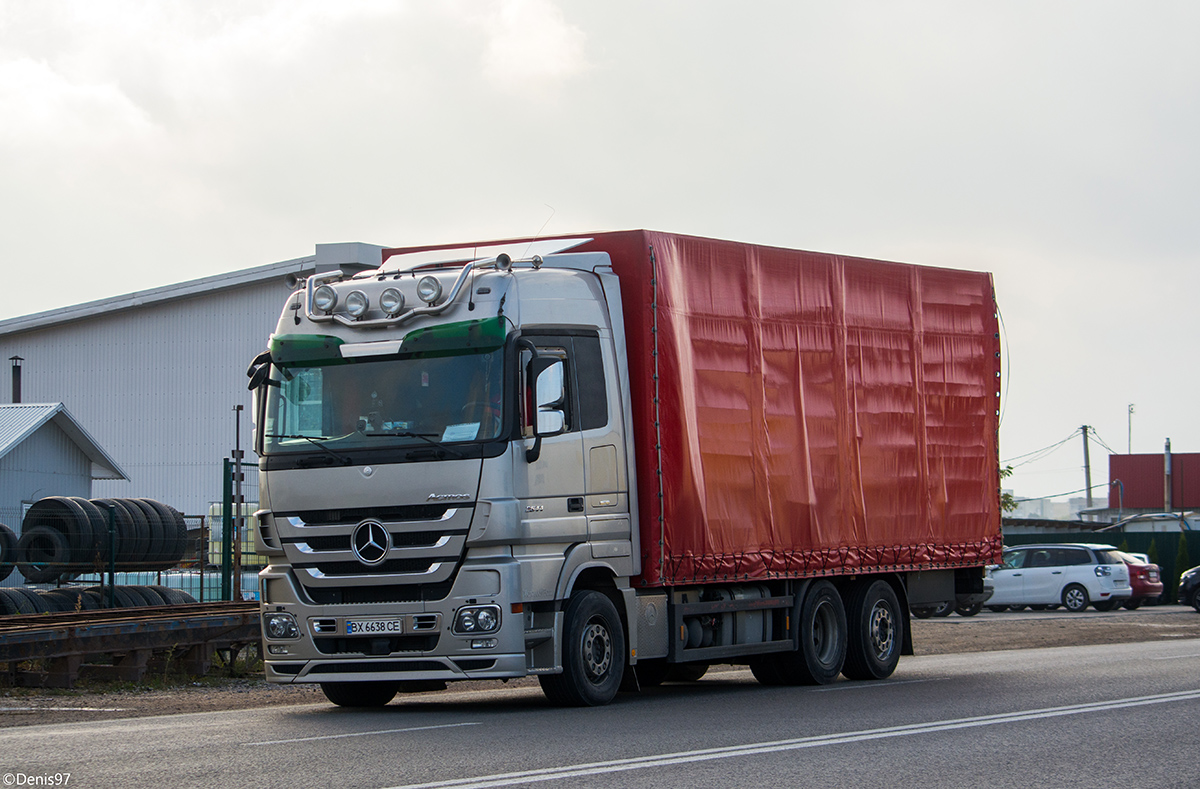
[351,520,390,566]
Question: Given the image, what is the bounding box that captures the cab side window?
[519,332,609,436]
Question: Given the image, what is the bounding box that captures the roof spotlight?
[380,287,405,317]
[313,285,338,313]
[345,290,369,318]
[417,276,443,304]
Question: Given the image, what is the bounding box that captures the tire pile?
[0,496,189,584]
[0,584,198,615]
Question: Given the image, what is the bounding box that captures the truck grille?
[274,505,473,596]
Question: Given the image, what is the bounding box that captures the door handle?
[1052,571,1062,574]
[567,497,584,513]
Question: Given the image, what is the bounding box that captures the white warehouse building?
[0,243,384,522]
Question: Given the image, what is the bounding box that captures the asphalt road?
[3,639,1199,789]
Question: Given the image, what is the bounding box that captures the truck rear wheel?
[765,580,847,685]
[320,681,400,707]
[539,590,625,706]
[842,579,903,681]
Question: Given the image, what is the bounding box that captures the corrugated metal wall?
[0,280,296,517]
[0,421,92,531]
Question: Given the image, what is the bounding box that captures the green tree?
[1172,533,1192,604]
[999,465,1016,513]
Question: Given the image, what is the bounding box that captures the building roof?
[0,256,317,337]
[0,403,127,480]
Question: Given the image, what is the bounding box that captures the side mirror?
[534,359,566,436]
[248,364,272,391]
[525,357,566,462]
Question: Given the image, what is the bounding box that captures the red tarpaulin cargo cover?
[573,231,1003,587]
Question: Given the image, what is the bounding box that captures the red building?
[1109,452,1200,510]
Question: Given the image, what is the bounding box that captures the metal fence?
[1,461,263,603]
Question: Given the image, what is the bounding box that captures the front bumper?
[259,556,529,684]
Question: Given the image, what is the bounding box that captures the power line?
[1002,428,1082,468]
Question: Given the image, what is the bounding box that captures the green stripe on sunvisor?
[270,334,345,365]
[401,316,506,356]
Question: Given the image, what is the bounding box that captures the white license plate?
[345,618,404,635]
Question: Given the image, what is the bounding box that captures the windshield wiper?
[362,430,465,459]
[263,433,352,465]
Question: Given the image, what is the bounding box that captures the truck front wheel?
[842,579,903,681]
[539,590,626,706]
[320,681,400,708]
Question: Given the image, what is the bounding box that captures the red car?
[1115,551,1163,609]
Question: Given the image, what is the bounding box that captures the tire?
[1008,605,1026,612]
[665,663,709,683]
[0,588,34,615]
[749,657,785,686]
[1091,600,1117,612]
[1122,599,1142,610]
[630,659,670,689]
[955,603,983,617]
[22,497,89,571]
[14,587,52,614]
[933,601,953,617]
[320,681,400,708]
[111,499,150,568]
[910,607,934,619]
[538,590,626,706]
[111,585,139,608]
[91,499,139,566]
[134,585,168,606]
[0,523,17,583]
[1191,588,1200,613]
[150,585,196,605]
[125,499,167,568]
[771,580,848,685]
[843,579,903,681]
[67,497,108,571]
[137,499,186,568]
[987,605,1009,613]
[17,524,71,583]
[122,586,156,607]
[45,588,97,612]
[1062,584,1090,613]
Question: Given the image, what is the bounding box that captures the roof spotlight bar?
[304,254,517,328]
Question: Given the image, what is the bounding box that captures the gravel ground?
[3,605,1198,728]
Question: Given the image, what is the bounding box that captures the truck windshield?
[262,346,504,456]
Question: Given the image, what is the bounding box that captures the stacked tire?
[0,585,197,615]
[15,497,188,583]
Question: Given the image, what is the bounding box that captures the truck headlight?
[417,276,443,304]
[346,290,369,318]
[314,285,338,313]
[453,605,501,635]
[263,612,300,640]
[380,287,405,316]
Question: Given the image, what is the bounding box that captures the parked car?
[1178,565,1200,612]
[1112,550,1163,609]
[985,544,1132,613]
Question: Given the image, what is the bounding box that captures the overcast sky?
[1,1,1197,501]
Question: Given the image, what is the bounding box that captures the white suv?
[986,543,1132,613]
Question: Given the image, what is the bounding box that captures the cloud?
[470,0,589,95]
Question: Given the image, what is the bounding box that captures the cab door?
[512,334,587,600]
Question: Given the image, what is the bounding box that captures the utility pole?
[1165,437,1173,512]
[1127,404,1135,454]
[1082,425,1093,508]
[233,404,244,601]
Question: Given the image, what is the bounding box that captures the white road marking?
[1149,653,1200,660]
[383,690,1200,789]
[0,707,127,712]
[246,721,479,746]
